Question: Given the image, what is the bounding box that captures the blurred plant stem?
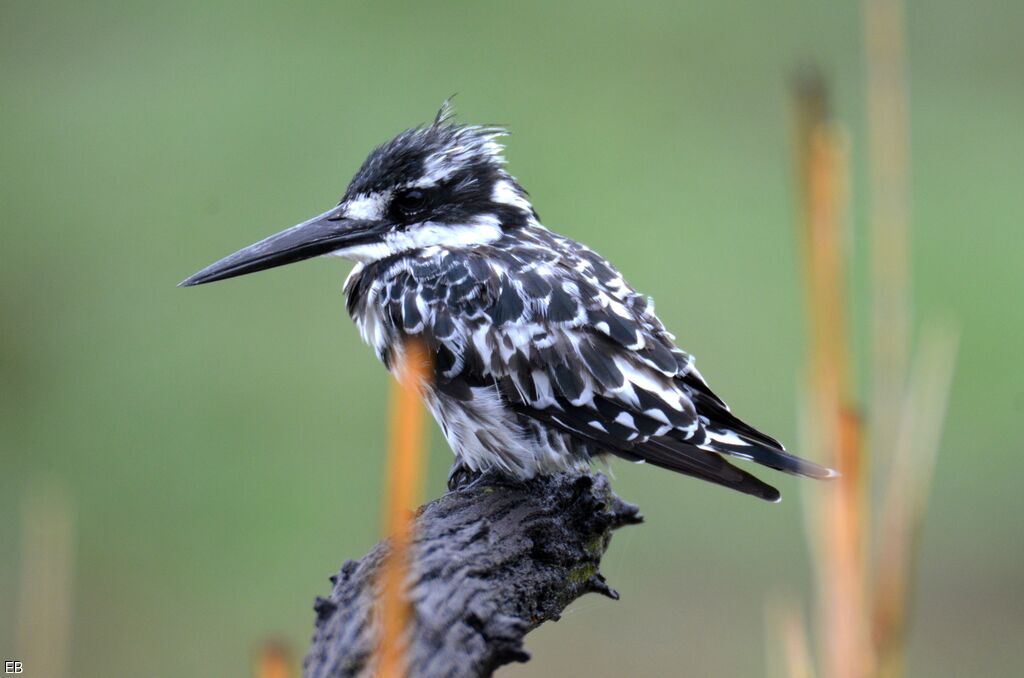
[16,478,75,678]
[255,639,294,678]
[375,339,431,678]
[765,597,817,678]
[778,2,959,673]
[871,324,958,677]
[864,0,912,472]
[793,70,873,678]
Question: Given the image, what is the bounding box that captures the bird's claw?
[447,462,482,492]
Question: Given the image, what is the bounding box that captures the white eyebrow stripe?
[344,193,387,220]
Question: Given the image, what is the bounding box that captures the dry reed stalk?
[871,325,958,677]
[792,72,873,678]
[256,639,293,678]
[864,0,912,479]
[16,478,75,678]
[782,8,949,674]
[863,2,936,675]
[374,339,431,678]
[765,597,817,678]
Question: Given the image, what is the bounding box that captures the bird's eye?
[393,189,429,217]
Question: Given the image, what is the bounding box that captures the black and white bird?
[182,102,834,502]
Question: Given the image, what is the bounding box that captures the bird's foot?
[447,461,483,492]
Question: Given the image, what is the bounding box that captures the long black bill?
[179,206,375,287]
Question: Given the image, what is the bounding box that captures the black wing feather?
[382,234,835,500]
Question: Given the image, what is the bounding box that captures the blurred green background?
[1,1,1021,676]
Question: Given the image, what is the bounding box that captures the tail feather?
[697,425,837,479]
[679,369,836,479]
[631,439,782,502]
[520,397,784,502]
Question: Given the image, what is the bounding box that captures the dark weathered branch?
[303,471,642,678]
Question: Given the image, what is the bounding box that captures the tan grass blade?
[872,323,959,677]
[765,596,817,678]
[864,0,912,476]
[16,478,75,678]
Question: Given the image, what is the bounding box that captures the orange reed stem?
[256,639,293,678]
[375,339,431,678]
[793,72,873,678]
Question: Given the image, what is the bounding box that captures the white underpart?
[343,262,365,297]
[329,239,396,264]
[352,274,389,356]
[424,385,568,477]
[329,215,503,264]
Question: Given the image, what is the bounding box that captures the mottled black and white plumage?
[183,102,835,501]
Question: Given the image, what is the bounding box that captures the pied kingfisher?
[182,102,834,501]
